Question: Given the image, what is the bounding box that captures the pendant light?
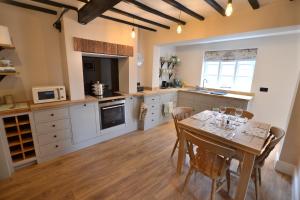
[225,0,233,17]
[131,17,136,39]
[176,11,182,34]
[131,27,136,39]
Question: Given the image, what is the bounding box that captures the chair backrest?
[183,130,236,178]
[172,107,193,136]
[255,126,285,167]
[225,107,254,119]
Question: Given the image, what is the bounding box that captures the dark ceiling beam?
[204,0,225,16]
[0,0,57,15]
[77,0,89,3]
[162,0,204,21]
[248,0,260,9]
[110,8,170,29]
[99,15,157,32]
[78,0,122,24]
[125,0,186,25]
[31,0,78,11]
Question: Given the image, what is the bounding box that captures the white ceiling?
[12,0,283,30]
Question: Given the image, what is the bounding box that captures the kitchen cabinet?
[33,107,72,161]
[0,112,37,178]
[178,91,248,113]
[70,102,99,144]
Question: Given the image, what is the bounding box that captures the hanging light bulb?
[176,25,182,34]
[176,11,182,34]
[225,0,233,16]
[131,27,136,39]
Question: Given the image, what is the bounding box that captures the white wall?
[0,4,64,101]
[176,33,300,129]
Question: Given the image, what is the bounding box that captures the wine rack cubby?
[2,114,36,163]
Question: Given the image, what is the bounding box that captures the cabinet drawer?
[34,107,69,123]
[37,129,72,146]
[36,119,70,135]
[39,139,72,158]
[144,95,160,105]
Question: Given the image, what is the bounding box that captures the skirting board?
[293,167,299,200]
[274,153,296,176]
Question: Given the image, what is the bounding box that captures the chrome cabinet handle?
[102,104,124,110]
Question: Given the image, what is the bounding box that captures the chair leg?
[254,168,260,200]
[171,138,179,157]
[258,167,262,186]
[226,169,231,193]
[182,167,193,192]
[211,179,217,200]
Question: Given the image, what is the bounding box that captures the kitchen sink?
[188,89,227,96]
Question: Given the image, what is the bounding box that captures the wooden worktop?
[125,87,253,101]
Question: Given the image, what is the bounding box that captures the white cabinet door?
[70,102,99,144]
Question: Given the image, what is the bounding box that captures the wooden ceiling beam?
[204,0,225,16]
[125,0,186,25]
[110,8,170,29]
[162,0,205,21]
[78,0,122,24]
[31,0,78,11]
[248,0,260,9]
[0,0,57,15]
[99,15,157,32]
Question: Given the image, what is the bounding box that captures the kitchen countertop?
[0,102,30,116]
[124,87,253,101]
[180,90,253,101]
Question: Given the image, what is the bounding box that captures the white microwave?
[32,86,66,104]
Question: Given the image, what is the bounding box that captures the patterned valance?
[204,48,258,61]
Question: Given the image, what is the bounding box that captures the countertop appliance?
[32,86,66,104]
[92,81,104,96]
[99,99,125,130]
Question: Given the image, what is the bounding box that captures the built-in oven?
[99,99,125,130]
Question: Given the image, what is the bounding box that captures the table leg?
[176,129,186,175]
[235,152,255,200]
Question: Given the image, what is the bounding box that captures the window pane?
[204,75,218,88]
[219,76,234,89]
[220,61,236,76]
[204,62,219,75]
[236,61,255,77]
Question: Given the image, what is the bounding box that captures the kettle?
[92,81,104,96]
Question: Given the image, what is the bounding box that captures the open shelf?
[0,72,19,81]
[0,43,15,51]
[2,114,36,165]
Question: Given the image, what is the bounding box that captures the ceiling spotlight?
[225,0,233,16]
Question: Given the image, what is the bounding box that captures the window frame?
[201,59,256,92]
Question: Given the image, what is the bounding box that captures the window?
[202,49,257,92]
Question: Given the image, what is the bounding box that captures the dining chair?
[182,130,236,200]
[250,126,285,200]
[171,107,193,157]
[225,107,254,119]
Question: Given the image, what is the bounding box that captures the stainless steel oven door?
[99,99,125,130]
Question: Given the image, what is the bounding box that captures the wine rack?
[2,114,36,164]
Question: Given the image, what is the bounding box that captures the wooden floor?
[0,122,291,200]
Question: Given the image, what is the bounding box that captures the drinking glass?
[235,108,243,123]
[220,106,226,114]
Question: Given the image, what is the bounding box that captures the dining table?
[177,110,271,200]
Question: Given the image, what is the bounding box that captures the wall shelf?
[0,44,15,51]
[0,72,19,81]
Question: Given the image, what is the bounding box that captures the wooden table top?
[178,110,271,155]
